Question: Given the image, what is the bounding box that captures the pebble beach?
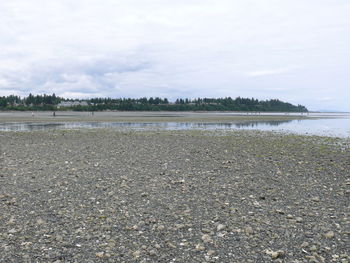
[1,128,349,262]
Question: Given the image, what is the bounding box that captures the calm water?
[0,113,349,137]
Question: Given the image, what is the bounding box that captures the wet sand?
[0,111,310,123]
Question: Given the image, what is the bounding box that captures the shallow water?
[0,114,349,137]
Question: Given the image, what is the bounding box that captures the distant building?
[57,101,88,108]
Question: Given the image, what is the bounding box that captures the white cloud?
[0,0,349,110]
[247,67,298,77]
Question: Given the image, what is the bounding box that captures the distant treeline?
[0,93,308,112]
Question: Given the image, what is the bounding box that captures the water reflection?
[0,118,349,137]
[0,119,294,132]
[232,120,294,128]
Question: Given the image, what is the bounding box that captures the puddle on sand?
[0,117,349,138]
[0,120,292,131]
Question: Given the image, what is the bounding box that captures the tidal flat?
[0,129,349,262]
[0,111,310,123]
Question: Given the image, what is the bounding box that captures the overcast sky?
[0,0,349,111]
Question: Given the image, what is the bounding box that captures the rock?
[266,249,285,259]
[253,201,261,207]
[316,254,326,263]
[296,217,303,223]
[0,194,9,199]
[311,197,320,202]
[217,224,226,231]
[36,218,45,225]
[157,224,165,231]
[202,228,211,234]
[95,252,104,258]
[8,228,17,234]
[195,244,205,251]
[245,226,254,235]
[324,231,335,239]
[310,245,317,252]
[132,250,141,258]
[155,244,161,249]
[301,241,309,248]
[8,216,15,224]
[175,223,185,230]
[166,242,176,248]
[276,209,285,215]
[201,234,212,243]
[207,250,216,256]
[305,255,317,261]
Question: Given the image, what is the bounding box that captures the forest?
[0,93,308,112]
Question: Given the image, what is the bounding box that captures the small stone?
[8,216,15,224]
[271,252,279,259]
[301,241,309,248]
[175,223,185,230]
[95,252,104,258]
[311,197,320,202]
[316,254,326,263]
[36,218,45,225]
[202,228,211,233]
[217,224,226,231]
[286,214,293,219]
[207,250,216,256]
[310,245,317,252]
[245,226,254,235]
[324,231,335,239]
[132,250,141,258]
[296,217,303,223]
[266,250,285,259]
[8,228,17,234]
[201,234,212,243]
[166,242,176,248]
[253,201,261,207]
[195,244,205,251]
[305,255,317,261]
[157,225,165,231]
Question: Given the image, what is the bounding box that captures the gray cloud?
[0,0,349,110]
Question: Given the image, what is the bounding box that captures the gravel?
[0,129,349,262]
